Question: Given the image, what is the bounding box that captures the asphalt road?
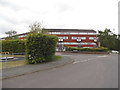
[2,53,118,88]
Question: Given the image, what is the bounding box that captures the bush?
[2,39,26,53]
[65,46,108,52]
[26,33,58,64]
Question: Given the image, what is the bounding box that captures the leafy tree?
[5,30,17,37]
[118,34,120,52]
[98,28,119,51]
[5,30,18,40]
[29,21,48,34]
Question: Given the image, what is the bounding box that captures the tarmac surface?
[2,53,118,88]
[2,54,74,80]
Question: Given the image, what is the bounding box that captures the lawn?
[0,55,61,69]
[0,55,26,69]
[53,55,61,61]
[1,60,27,69]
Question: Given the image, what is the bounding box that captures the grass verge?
[52,55,62,61]
[1,60,27,69]
[0,55,61,69]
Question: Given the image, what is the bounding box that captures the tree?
[5,30,18,40]
[5,30,17,37]
[29,21,47,34]
[98,28,119,51]
[118,34,120,52]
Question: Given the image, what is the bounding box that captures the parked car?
[111,50,119,54]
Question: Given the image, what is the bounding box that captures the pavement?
[2,54,74,80]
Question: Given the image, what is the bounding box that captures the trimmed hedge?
[2,39,26,53]
[26,33,58,64]
[66,46,108,52]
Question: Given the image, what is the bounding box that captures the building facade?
[1,29,99,49]
[47,29,98,49]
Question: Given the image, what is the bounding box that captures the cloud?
[0,0,22,11]
[0,0,119,38]
[53,2,73,13]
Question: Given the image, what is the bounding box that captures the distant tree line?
[98,28,120,52]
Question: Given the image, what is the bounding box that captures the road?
[2,53,118,88]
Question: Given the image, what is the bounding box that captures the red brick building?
[2,29,99,49]
[47,29,98,48]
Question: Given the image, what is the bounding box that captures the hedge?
[2,39,26,53]
[26,33,58,64]
[66,46,108,52]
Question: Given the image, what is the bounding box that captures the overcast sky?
[0,0,119,38]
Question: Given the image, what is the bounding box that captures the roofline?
[1,28,96,39]
[44,28,96,32]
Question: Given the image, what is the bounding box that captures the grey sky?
[0,0,119,38]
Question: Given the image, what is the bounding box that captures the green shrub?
[65,46,108,52]
[26,33,58,64]
[2,39,26,53]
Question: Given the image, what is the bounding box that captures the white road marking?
[73,59,92,64]
[72,55,109,64]
[72,61,80,64]
[97,55,108,57]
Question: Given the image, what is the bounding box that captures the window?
[78,33,83,34]
[89,37,97,40]
[81,37,86,40]
[80,42,96,45]
[89,37,94,40]
[77,37,81,39]
[48,32,52,34]
[71,37,86,40]
[72,37,77,39]
[70,32,79,34]
[63,32,70,34]
[89,43,96,45]
[51,32,60,34]
[58,42,78,45]
[58,37,68,39]
[78,32,88,35]
[88,33,96,35]
[64,37,68,39]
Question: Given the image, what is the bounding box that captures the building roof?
[45,29,96,33]
[1,28,96,39]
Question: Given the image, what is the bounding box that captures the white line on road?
[72,59,92,64]
[97,55,109,57]
[72,61,80,64]
[72,55,109,64]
